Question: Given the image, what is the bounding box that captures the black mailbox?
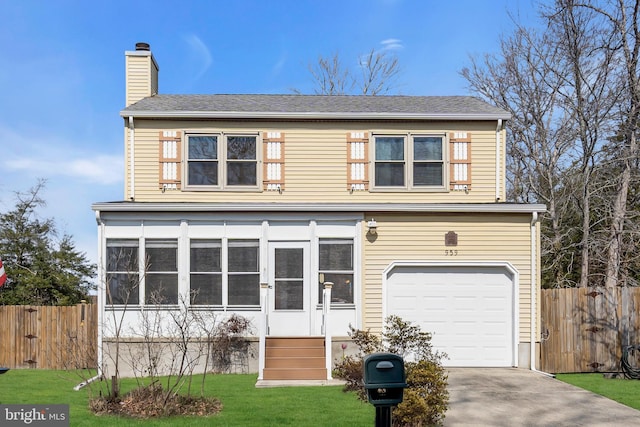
[363,353,407,406]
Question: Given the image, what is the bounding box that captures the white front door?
[268,241,311,336]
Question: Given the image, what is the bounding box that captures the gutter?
[530,212,555,377]
[91,202,547,214]
[119,110,512,121]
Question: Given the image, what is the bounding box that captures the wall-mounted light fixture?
[367,218,378,235]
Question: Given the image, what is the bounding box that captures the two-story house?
[92,43,545,383]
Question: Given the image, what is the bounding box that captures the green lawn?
[556,373,640,410]
[0,370,374,426]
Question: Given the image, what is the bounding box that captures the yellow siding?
[361,213,534,342]
[126,119,501,203]
[125,55,152,107]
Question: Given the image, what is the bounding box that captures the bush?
[333,315,449,426]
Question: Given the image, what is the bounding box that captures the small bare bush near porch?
[93,286,253,419]
[333,315,449,426]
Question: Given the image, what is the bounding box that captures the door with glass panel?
[268,242,310,336]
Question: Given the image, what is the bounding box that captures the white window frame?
[371,133,447,191]
[184,132,261,191]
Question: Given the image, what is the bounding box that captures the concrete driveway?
[444,368,640,426]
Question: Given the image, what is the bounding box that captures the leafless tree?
[462,25,578,287]
[297,48,401,95]
[462,0,640,289]
[544,0,619,288]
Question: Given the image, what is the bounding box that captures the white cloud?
[380,38,404,51]
[8,155,123,185]
[272,51,288,77]
[0,124,123,186]
[182,33,213,81]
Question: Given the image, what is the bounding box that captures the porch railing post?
[323,282,333,380]
[258,282,269,381]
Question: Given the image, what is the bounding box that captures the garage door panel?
[387,266,514,367]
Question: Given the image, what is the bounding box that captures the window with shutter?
[263,132,285,191]
[449,132,472,191]
[159,131,182,190]
[347,132,369,191]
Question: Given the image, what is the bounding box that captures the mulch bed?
[90,383,222,418]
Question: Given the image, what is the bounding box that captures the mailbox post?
[363,353,407,427]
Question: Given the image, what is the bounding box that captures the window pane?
[107,244,138,272]
[190,274,222,305]
[228,241,259,271]
[319,240,354,304]
[318,273,354,304]
[145,273,179,304]
[146,241,178,272]
[319,243,353,270]
[276,248,303,278]
[227,136,256,160]
[190,240,221,272]
[188,162,218,185]
[107,273,139,305]
[106,240,140,305]
[228,274,260,305]
[189,136,217,159]
[414,137,442,160]
[414,163,443,186]
[375,163,404,186]
[375,137,404,160]
[275,280,303,309]
[227,162,257,186]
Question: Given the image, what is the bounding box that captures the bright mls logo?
[0,405,69,426]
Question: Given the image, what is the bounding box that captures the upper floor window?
[373,134,445,189]
[186,134,258,189]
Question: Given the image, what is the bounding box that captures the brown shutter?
[449,132,471,191]
[263,132,285,191]
[347,132,369,191]
[159,131,182,190]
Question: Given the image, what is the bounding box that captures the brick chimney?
[125,42,159,107]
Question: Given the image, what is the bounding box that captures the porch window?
[228,240,260,306]
[106,239,139,305]
[145,239,179,304]
[319,239,354,304]
[190,240,222,305]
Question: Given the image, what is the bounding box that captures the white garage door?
[386,265,515,367]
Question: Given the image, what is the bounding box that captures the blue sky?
[0,0,536,266]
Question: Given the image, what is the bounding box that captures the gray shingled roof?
[121,94,510,120]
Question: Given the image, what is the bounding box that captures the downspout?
[75,211,105,390]
[128,116,135,201]
[530,212,554,377]
[496,119,503,202]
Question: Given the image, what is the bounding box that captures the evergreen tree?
[0,181,95,305]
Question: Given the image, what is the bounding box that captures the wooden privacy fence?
[0,303,97,370]
[541,287,640,373]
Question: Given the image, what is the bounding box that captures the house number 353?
[444,250,458,256]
